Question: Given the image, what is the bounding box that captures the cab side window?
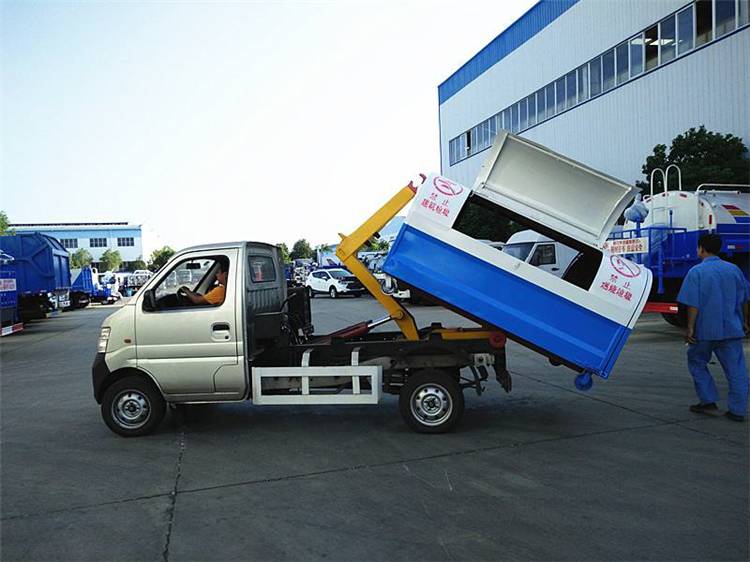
[530,244,556,266]
[248,256,276,283]
[153,257,218,309]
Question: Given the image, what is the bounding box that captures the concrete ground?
[1,297,748,562]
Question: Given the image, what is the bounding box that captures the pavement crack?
[170,419,674,497]
[509,370,747,447]
[3,414,740,523]
[162,429,186,562]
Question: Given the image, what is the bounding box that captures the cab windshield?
[503,243,534,262]
[328,269,350,279]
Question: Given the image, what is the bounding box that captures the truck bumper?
[92,353,111,404]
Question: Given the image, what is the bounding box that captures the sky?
[1,0,536,256]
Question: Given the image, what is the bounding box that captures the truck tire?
[101,376,166,437]
[329,286,338,299]
[399,370,464,434]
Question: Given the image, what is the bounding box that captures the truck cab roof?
[505,230,553,245]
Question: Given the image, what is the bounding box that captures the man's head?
[697,233,722,259]
[216,259,229,285]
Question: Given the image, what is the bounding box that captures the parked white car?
[306,268,365,298]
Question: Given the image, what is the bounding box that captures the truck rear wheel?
[101,376,166,437]
[399,370,464,433]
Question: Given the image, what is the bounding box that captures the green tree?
[636,126,750,193]
[365,238,390,251]
[100,249,123,272]
[277,243,291,263]
[147,246,175,272]
[0,211,14,235]
[290,239,314,260]
[70,248,93,268]
[131,258,147,271]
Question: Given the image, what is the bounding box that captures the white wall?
[439,0,750,187]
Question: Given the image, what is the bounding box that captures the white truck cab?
[503,230,579,277]
[93,241,505,437]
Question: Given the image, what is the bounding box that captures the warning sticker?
[602,237,650,255]
[590,253,647,309]
[412,173,472,228]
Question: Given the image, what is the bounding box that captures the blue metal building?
[439,0,750,187]
[10,222,144,271]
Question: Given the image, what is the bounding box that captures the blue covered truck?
[0,233,71,321]
[0,251,24,336]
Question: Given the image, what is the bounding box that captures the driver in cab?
[179,260,228,306]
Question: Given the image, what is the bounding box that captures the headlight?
[97,327,111,353]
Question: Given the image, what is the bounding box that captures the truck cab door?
[529,243,560,275]
[135,249,245,401]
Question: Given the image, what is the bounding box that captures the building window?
[644,25,659,70]
[576,64,588,103]
[589,57,602,97]
[555,77,565,113]
[660,14,677,63]
[510,104,518,133]
[536,88,546,122]
[715,0,736,36]
[565,71,576,109]
[677,6,695,54]
[630,34,644,77]
[527,94,536,127]
[518,99,528,131]
[90,238,107,248]
[545,83,556,117]
[117,237,135,247]
[740,0,749,25]
[601,49,615,92]
[60,238,78,249]
[615,42,629,85]
[695,0,713,46]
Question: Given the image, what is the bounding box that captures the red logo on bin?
[610,255,641,278]
[433,176,463,197]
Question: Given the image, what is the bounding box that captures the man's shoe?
[689,402,718,413]
[724,411,745,422]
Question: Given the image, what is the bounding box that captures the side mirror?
[142,289,157,312]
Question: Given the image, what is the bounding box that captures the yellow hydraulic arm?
[335,182,420,340]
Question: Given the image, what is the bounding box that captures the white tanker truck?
[610,166,749,326]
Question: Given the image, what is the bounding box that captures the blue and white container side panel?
[383,175,652,379]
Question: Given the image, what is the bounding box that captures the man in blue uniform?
[677,233,750,422]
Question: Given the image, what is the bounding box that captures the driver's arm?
[180,287,209,305]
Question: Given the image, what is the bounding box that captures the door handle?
[551,267,559,271]
[212,322,231,332]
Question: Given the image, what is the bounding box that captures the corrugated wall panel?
[443,28,750,188]
[438,0,580,104]
[439,0,749,187]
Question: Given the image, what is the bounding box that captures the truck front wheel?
[399,370,464,433]
[101,376,166,437]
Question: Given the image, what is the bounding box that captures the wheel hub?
[411,384,452,426]
[112,391,151,429]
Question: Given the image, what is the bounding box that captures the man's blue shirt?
[677,256,749,340]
